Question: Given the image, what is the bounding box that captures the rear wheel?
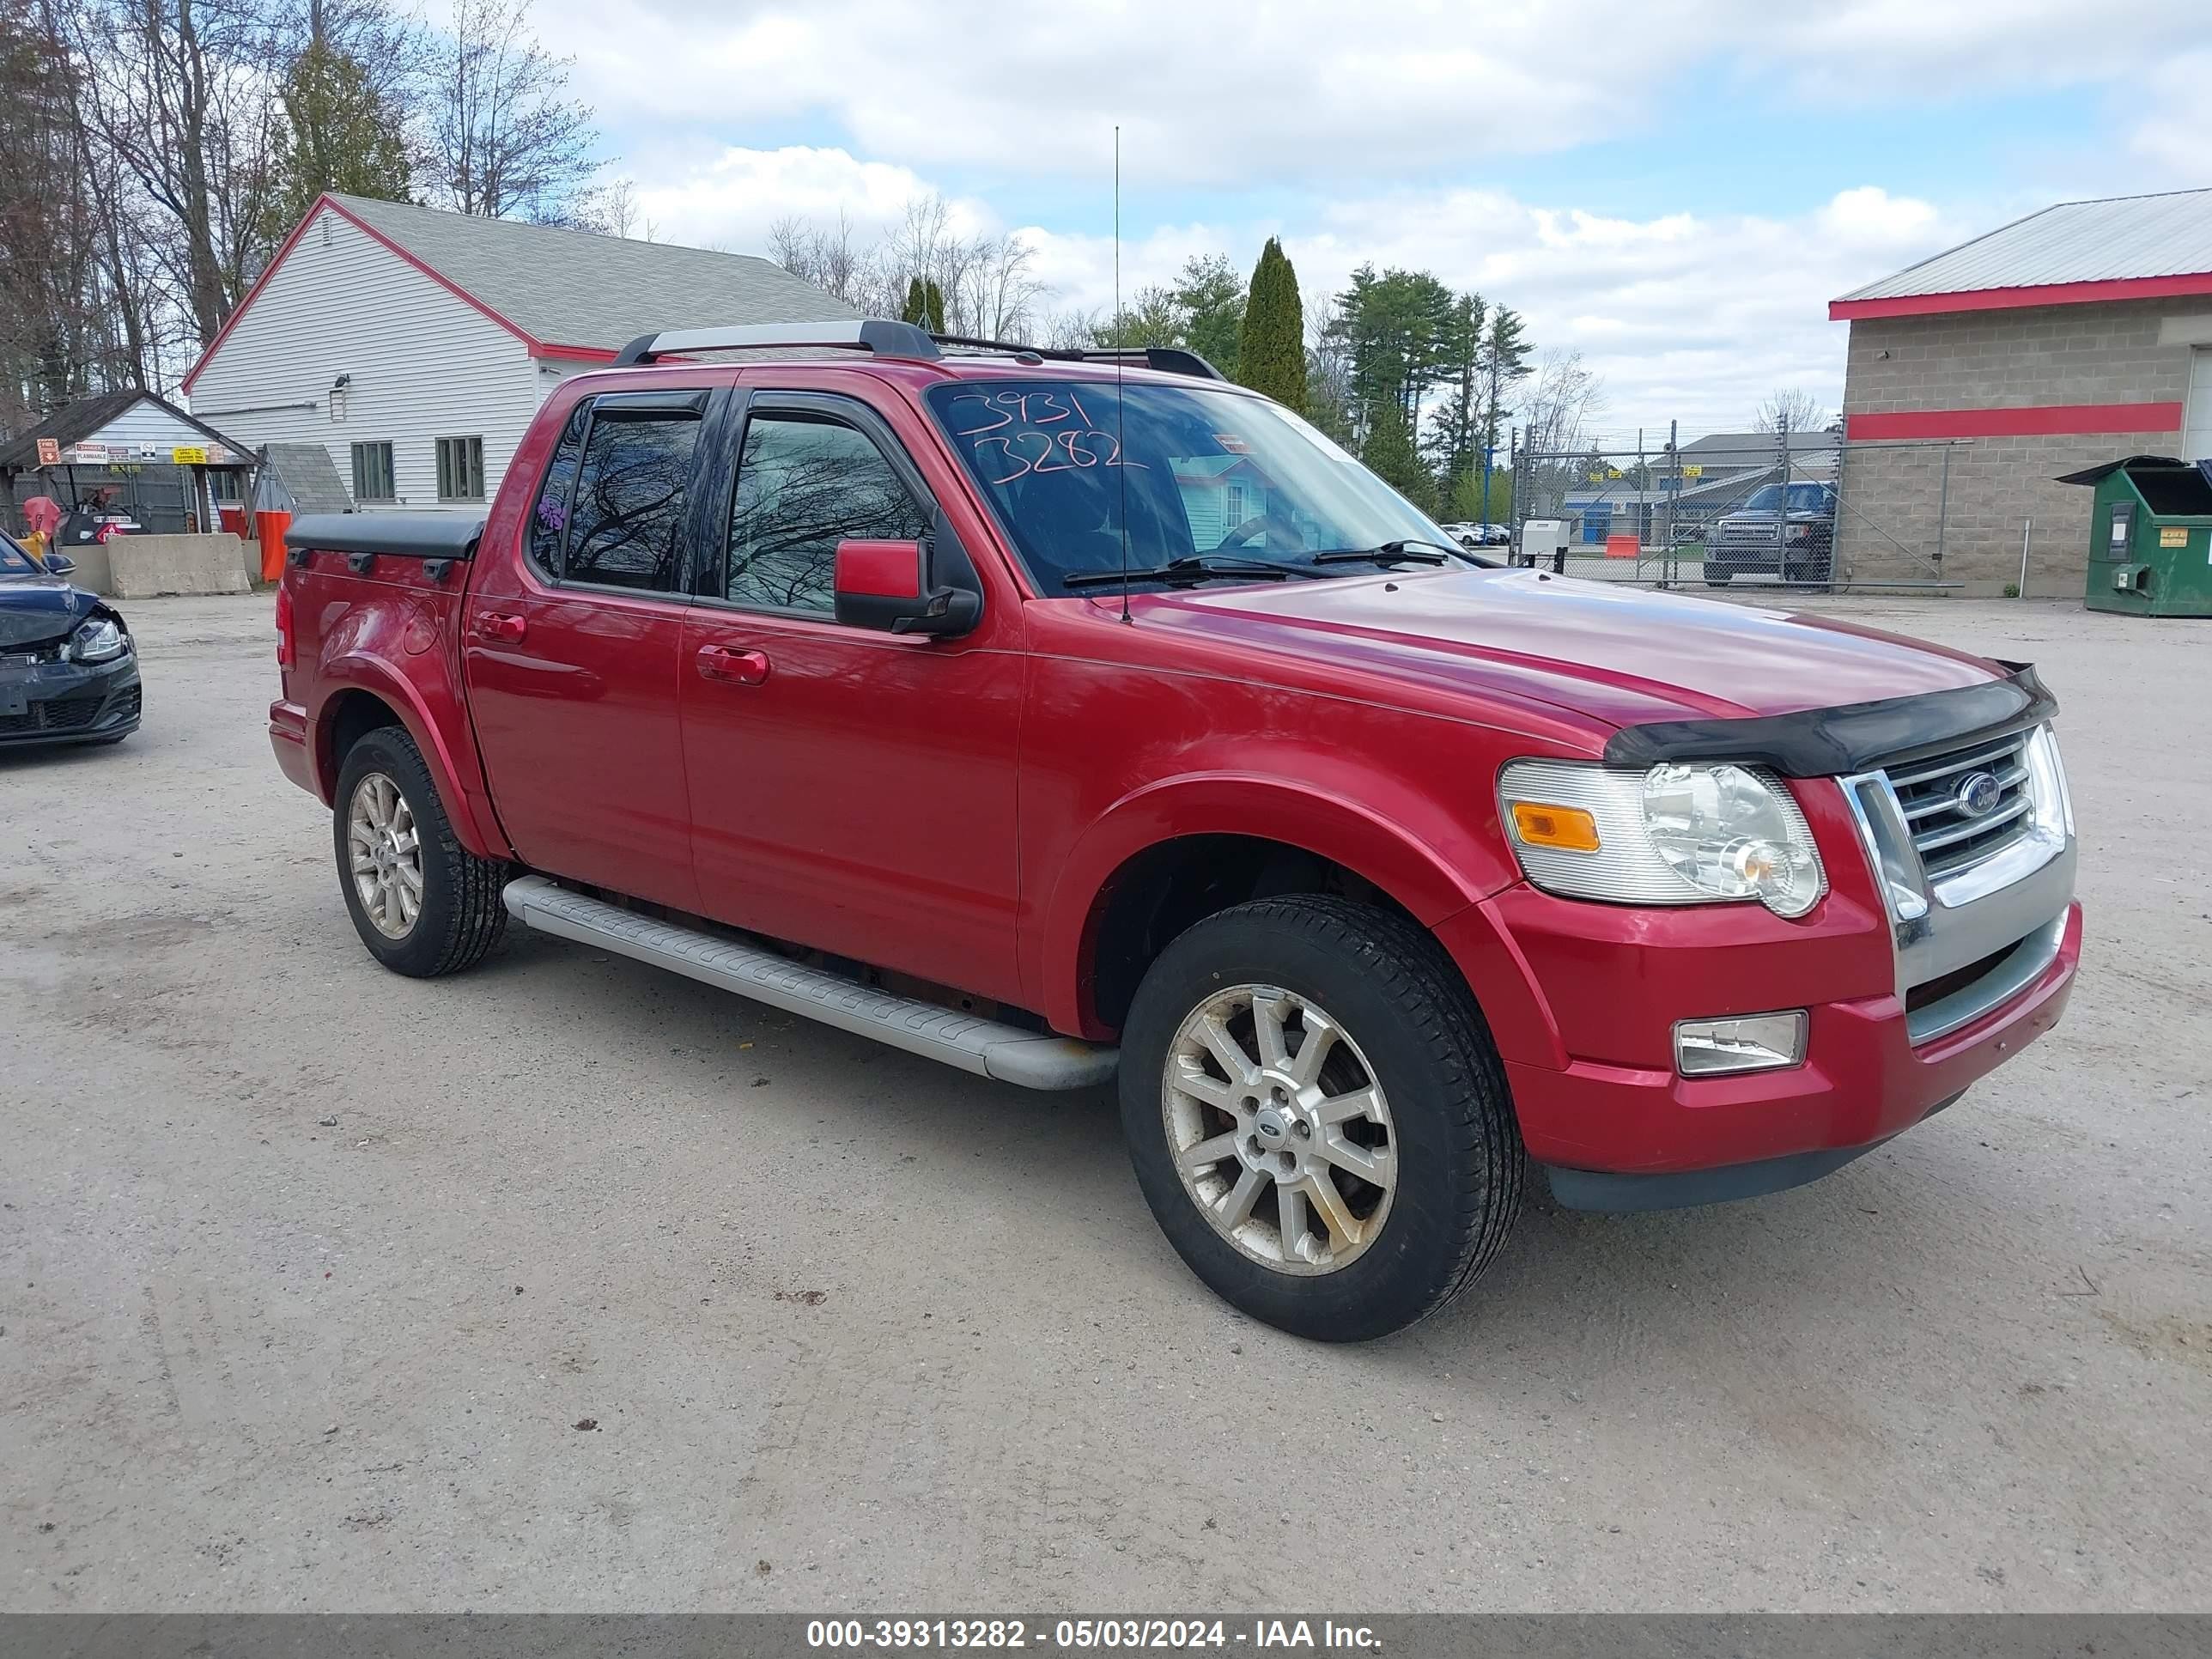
[1118,896,1523,1341]
[333,726,507,977]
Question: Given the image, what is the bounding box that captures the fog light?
[1674,1012,1807,1076]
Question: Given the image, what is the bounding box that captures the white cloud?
[538,0,2204,184]
[2126,50,2212,185]
[629,147,992,251]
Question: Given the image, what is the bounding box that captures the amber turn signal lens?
[1510,800,1601,852]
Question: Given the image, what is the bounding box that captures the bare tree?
[423,0,598,222]
[768,211,875,309]
[1755,386,1831,436]
[1520,349,1607,457]
[957,234,1048,340]
[69,0,290,347]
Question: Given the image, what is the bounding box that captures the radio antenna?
[1114,124,1132,624]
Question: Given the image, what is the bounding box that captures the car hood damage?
[0,580,113,652]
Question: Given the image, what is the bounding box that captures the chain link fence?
[1503,428,2003,592]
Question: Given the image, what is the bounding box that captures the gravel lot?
[3,591,2207,1613]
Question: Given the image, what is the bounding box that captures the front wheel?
[1119,896,1523,1341]
[333,725,507,977]
[1703,562,1732,585]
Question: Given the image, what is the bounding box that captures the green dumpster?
[2059,454,2212,617]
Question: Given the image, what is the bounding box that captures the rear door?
[462,386,720,911]
[678,384,1027,1006]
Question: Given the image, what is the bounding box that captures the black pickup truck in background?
[1702,481,1836,587]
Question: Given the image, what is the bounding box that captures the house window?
[436,435,485,501]
[350,441,394,502]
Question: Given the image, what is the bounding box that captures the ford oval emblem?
[1955,771,2002,817]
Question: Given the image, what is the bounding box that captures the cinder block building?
[1831,187,2212,594]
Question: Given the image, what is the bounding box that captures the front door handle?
[472,611,526,644]
[696,645,770,686]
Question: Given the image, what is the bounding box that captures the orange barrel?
[256,509,291,580]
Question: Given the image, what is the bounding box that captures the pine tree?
[901,277,927,325]
[1362,407,1436,512]
[923,279,946,333]
[1237,238,1306,411]
[261,40,414,243]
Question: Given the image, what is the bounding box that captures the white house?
[182,192,859,511]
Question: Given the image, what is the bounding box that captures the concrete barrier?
[100,534,254,599]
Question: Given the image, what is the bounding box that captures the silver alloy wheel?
[347,770,422,939]
[1161,983,1397,1275]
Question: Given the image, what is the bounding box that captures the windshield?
[0,533,38,577]
[1739,483,1833,514]
[927,380,1484,594]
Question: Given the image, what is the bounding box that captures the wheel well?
[321,690,402,794]
[1085,834,1421,1032]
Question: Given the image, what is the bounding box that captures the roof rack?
[613,319,941,367]
[931,335,1227,382]
[611,319,1230,383]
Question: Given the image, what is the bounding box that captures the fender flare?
[313,654,512,861]
[1037,771,1512,1037]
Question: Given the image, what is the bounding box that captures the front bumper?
[1438,779,2081,1210]
[0,652,141,747]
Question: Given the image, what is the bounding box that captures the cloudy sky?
[524,0,2209,437]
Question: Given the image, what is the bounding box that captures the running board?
[501,876,1118,1091]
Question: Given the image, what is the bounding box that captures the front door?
[679,389,1026,1006]
[463,387,717,912]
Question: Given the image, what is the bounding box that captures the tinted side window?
[564,410,702,592]
[528,402,590,580]
[726,413,930,613]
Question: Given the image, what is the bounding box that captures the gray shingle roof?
[1838,186,2212,304]
[329,193,860,350]
[256,442,354,515]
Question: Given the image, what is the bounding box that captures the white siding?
[185,205,544,509]
[84,398,242,459]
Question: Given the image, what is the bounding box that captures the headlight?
[1500,758,1826,918]
[2022,723,2073,839]
[70,616,130,663]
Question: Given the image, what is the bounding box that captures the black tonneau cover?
[285,512,486,561]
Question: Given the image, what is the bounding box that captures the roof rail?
[612,319,941,367]
[928,334,1227,382]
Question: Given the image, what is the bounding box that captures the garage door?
[2185,348,2212,463]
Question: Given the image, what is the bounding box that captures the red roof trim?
[529,343,621,363]
[181,193,549,392]
[1845,402,2185,441]
[1830,270,2212,321]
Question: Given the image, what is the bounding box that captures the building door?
[2185,348,2212,463]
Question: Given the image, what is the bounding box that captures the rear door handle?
[472,611,526,644]
[696,645,770,686]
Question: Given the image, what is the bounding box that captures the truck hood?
[1131,567,1998,730]
[0,578,107,649]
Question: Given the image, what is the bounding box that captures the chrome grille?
[1885,731,2034,881]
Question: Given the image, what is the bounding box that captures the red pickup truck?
[271,320,2081,1341]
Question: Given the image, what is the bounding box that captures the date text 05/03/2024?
[805,1618,1382,1650]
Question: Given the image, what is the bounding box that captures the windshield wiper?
[1309,538,1464,567]
[1063,556,1304,590]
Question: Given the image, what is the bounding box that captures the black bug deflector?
[1602,661,2057,778]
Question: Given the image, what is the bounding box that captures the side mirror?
[833,516,981,638]
[43,553,76,576]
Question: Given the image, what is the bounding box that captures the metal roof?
[1836,187,2212,307]
[326,194,860,352]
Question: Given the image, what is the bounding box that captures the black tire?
[1118,895,1523,1342]
[332,725,507,977]
[1703,562,1732,586]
